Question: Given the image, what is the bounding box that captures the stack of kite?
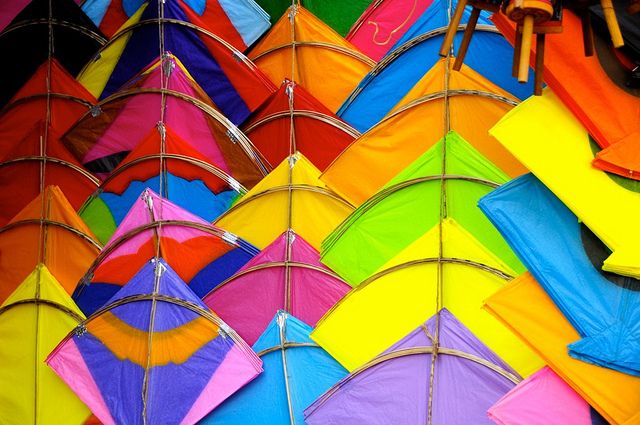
[0,0,638,424]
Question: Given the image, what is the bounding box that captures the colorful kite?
[214,153,355,250]
[248,5,375,113]
[74,188,258,314]
[338,0,533,132]
[77,0,274,124]
[0,186,101,304]
[203,230,350,345]
[0,265,89,425]
[241,79,358,171]
[484,273,640,425]
[202,310,348,424]
[306,309,520,424]
[480,173,640,376]
[488,90,640,280]
[488,366,608,425]
[48,258,263,425]
[322,58,525,206]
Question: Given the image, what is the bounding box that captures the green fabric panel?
[255,0,373,36]
[321,131,524,285]
[79,197,117,245]
[589,138,640,193]
[303,0,373,36]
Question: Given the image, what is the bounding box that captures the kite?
[74,188,258,314]
[203,230,350,345]
[201,310,348,424]
[488,89,640,279]
[306,309,520,424]
[48,258,263,425]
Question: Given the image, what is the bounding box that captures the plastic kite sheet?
[81,0,270,44]
[242,79,358,171]
[313,216,540,376]
[0,60,99,225]
[202,310,347,424]
[0,186,101,305]
[488,90,640,279]
[491,11,640,180]
[48,258,262,425]
[321,130,523,286]
[484,273,640,425]
[248,5,374,113]
[488,366,608,425]
[338,0,533,132]
[204,230,350,345]
[306,309,519,424]
[323,59,524,207]
[480,173,640,376]
[215,153,354,250]
[0,265,89,425]
[77,0,274,125]
[0,0,105,108]
[67,54,268,182]
[346,0,434,61]
[74,188,257,314]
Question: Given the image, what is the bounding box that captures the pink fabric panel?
[347,0,434,61]
[46,340,116,425]
[488,367,593,425]
[291,266,350,327]
[180,344,262,425]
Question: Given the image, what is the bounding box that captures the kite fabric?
[322,58,525,207]
[337,0,533,132]
[204,230,350,345]
[488,90,640,280]
[488,366,608,425]
[77,0,275,125]
[0,265,89,425]
[0,186,101,305]
[81,0,270,45]
[491,11,640,179]
[48,258,263,425]
[484,273,640,425]
[480,173,640,376]
[201,310,348,424]
[214,153,355,250]
[248,5,374,113]
[74,188,258,314]
[321,130,523,286]
[312,217,541,376]
[346,0,434,61]
[241,79,358,171]
[0,59,99,225]
[306,309,520,424]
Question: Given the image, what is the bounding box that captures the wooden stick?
[534,33,545,95]
[453,7,481,70]
[512,25,522,77]
[581,9,594,56]
[439,0,468,57]
[600,0,624,47]
[518,15,534,83]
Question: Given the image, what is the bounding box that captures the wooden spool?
[629,0,640,14]
[440,0,471,57]
[567,0,624,48]
[505,0,554,83]
[453,0,503,70]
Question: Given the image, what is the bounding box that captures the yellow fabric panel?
[215,153,354,249]
[0,186,100,303]
[321,59,526,206]
[0,265,89,425]
[489,90,640,279]
[312,218,541,375]
[87,312,217,367]
[78,5,147,98]
[248,6,372,112]
[485,273,640,425]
